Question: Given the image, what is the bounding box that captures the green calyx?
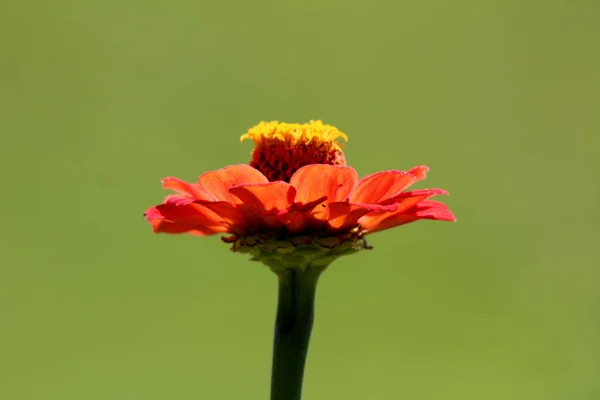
[230,231,371,273]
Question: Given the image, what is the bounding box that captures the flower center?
[240,120,348,182]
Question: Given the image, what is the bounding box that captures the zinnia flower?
[143,120,456,400]
[144,121,455,267]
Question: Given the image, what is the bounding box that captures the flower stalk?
[271,267,323,400]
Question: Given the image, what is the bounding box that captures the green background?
[1,0,598,399]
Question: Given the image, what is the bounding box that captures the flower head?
[144,121,455,270]
[241,120,347,182]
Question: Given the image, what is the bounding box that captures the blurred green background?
[1,0,599,399]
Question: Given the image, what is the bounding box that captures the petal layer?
[359,198,456,234]
[230,182,296,229]
[290,165,358,204]
[382,188,449,205]
[162,177,213,201]
[198,165,268,203]
[350,170,418,204]
[275,196,327,233]
[144,202,232,235]
[326,202,375,231]
[290,165,359,228]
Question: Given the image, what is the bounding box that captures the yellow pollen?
[240,120,349,182]
[240,120,348,150]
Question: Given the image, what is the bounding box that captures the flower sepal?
[229,228,370,273]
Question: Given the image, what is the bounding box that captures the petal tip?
[408,165,430,180]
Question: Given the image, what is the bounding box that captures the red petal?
[324,201,399,232]
[359,199,456,234]
[407,165,429,181]
[290,165,358,204]
[326,202,373,231]
[163,194,196,206]
[162,177,213,201]
[193,201,245,234]
[230,182,296,213]
[382,188,449,205]
[144,202,232,235]
[290,165,359,228]
[229,182,296,229]
[276,196,327,233]
[350,170,419,205]
[198,165,268,203]
[414,200,457,221]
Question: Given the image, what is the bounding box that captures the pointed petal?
[413,200,457,221]
[290,165,358,204]
[360,199,456,234]
[407,165,429,181]
[400,188,448,197]
[162,177,213,201]
[358,195,430,232]
[382,188,449,205]
[198,164,268,203]
[144,202,232,235]
[229,182,296,229]
[350,170,418,204]
[324,202,399,232]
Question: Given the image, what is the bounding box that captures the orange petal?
[162,177,214,201]
[359,195,429,232]
[163,194,194,206]
[148,219,226,236]
[414,201,457,221]
[276,196,327,234]
[198,165,268,203]
[290,165,358,204]
[144,202,232,235]
[407,165,429,181]
[382,188,449,205]
[193,201,246,234]
[350,170,418,205]
[229,182,296,229]
[360,199,456,234]
[326,202,373,231]
[290,165,358,225]
[230,182,296,213]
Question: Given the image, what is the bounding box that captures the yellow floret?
[240,120,348,148]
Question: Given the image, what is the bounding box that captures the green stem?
[270,267,322,400]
